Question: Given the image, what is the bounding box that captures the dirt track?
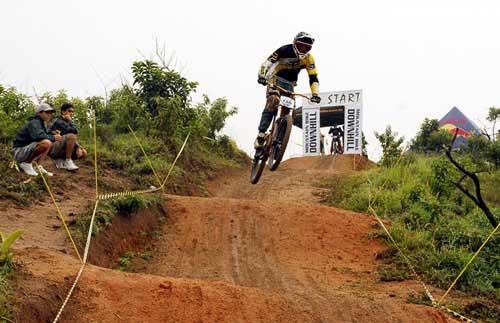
[13,155,459,322]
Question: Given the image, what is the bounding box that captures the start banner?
[302,90,363,155]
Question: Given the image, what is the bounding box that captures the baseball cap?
[36,103,55,113]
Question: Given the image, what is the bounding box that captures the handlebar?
[268,82,312,101]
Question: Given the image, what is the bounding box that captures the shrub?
[111,196,147,216]
[0,228,24,319]
[374,126,404,167]
[0,230,25,267]
[0,85,35,144]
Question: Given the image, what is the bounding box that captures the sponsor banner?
[302,107,320,156]
[344,104,362,154]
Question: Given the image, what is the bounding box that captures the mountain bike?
[330,135,344,155]
[250,78,311,184]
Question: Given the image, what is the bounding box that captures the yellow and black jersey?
[259,44,319,95]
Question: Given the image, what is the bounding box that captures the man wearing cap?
[12,103,62,176]
[49,102,86,171]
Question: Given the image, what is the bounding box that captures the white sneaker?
[36,165,54,177]
[254,132,266,149]
[19,162,38,176]
[54,159,65,169]
[62,159,79,171]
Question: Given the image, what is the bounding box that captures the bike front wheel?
[250,153,267,184]
[337,143,344,154]
[268,114,292,171]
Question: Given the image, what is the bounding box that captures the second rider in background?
[329,125,344,154]
[254,32,321,150]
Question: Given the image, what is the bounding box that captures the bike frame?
[250,78,314,183]
[330,135,344,155]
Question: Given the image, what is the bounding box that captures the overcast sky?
[1,0,500,160]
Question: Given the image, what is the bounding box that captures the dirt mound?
[130,195,454,323]
[207,155,375,205]
[16,248,319,323]
[15,195,453,323]
[280,155,375,172]
[8,154,462,322]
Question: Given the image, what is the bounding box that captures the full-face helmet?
[293,32,315,59]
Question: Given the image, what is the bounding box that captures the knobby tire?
[250,154,267,184]
[268,114,292,171]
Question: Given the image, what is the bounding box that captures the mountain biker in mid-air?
[254,32,321,150]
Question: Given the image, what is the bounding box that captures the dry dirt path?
[13,155,460,322]
[208,154,370,203]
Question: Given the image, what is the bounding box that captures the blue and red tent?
[439,106,481,148]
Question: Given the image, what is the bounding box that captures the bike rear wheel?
[250,154,267,184]
[268,114,292,171]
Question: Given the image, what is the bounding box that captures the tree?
[410,118,451,152]
[196,95,238,138]
[426,129,453,152]
[0,84,35,143]
[39,89,69,111]
[107,85,149,134]
[86,96,107,124]
[486,106,500,141]
[445,131,498,228]
[131,60,197,117]
[374,126,404,167]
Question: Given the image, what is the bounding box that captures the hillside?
[3,155,472,322]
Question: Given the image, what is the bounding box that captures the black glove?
[310,95,321,103]
[257,76,267,86]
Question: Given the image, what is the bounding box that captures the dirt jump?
[8,155,460,322]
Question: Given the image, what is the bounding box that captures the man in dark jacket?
[49,102,86,171]
[12,103,62,176]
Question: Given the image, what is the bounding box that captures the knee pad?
[265,95,280,113]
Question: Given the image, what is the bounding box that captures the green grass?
[480,171,500,208]
[0,262,15,321]
[320,154,500,307]
[81,131,247,196]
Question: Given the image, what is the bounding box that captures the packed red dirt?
[4,155,462,322]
